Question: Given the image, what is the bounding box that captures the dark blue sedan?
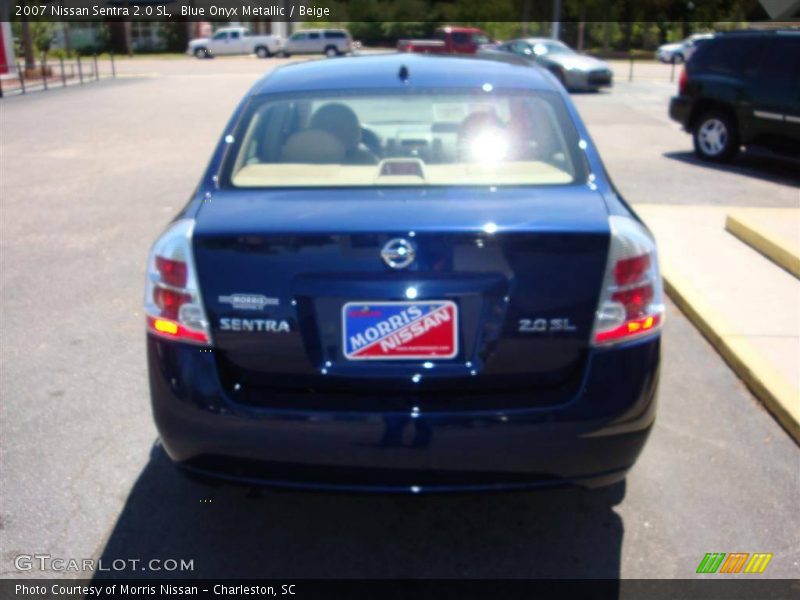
[144,54,663,493]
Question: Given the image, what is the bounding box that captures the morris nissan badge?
[145,54,663,492]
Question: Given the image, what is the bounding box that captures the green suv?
[669,30,800,162]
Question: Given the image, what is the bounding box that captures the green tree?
[159,22,189,53]
[12,18,53,64]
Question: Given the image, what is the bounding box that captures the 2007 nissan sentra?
[144,54,663,493]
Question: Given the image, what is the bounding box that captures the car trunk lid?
[192,186,610,409]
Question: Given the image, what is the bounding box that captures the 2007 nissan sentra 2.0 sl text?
[144,54,664,493]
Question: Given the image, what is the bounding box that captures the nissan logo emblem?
[381,238,415,269]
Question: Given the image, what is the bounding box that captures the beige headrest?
[280,129,346,164]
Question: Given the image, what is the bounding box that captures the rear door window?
[511,41,530,55]
[757,37,800,86]
[692,37,765,77]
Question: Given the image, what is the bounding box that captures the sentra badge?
[218,293,278,311]
[219,318,290,333]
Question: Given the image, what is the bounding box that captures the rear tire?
[693,111,739,162]
[255,46,271,59]
[672,53,684,65]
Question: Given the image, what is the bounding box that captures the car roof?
[253,53,556,95]
[438,26,485,33]
[715,28,800,37]
[511,37,568,45]
[694,29,800,49]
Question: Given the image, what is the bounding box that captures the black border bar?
[2,579,800,600]
[6,0,783,23]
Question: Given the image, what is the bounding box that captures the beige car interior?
[232,96,577,187]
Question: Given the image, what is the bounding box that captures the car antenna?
[398,65,409,83]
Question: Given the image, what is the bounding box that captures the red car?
[398,26,492,54]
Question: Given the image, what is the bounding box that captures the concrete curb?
[725,213,800,280]
[661,264,800,445]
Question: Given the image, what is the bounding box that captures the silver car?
[656,33,714,64]
[494,38,613,91]
[281,29,353,58]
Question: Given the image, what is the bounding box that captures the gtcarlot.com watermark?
[14,554,194,573]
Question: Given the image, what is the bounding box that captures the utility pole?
[123,21,133,57]
[62,23,71,53]
[551,0,561,40]
[186,0,195,41]
[522,0,531,36]
[20,14,35,69]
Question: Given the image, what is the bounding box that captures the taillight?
[155,256,187,287]
[678,67,687,95]
[144,219,211,345]
[592,216,664,346]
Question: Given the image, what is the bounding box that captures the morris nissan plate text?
[145,54,663,493]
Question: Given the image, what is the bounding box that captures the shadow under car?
[94,442,626,581]
[663,149,800,187]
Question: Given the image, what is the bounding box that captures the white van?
[282,29,353,57]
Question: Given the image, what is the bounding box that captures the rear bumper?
[148,335,659,492]
[669,95,693,129]
[566,70,613,91]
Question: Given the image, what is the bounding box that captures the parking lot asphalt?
[1,57,798,579]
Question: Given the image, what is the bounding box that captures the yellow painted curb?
[725,214,800,280]
[661,262,800,445]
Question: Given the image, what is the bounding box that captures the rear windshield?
[224,90,587,188]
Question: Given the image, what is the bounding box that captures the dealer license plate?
[342,300,458,360]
